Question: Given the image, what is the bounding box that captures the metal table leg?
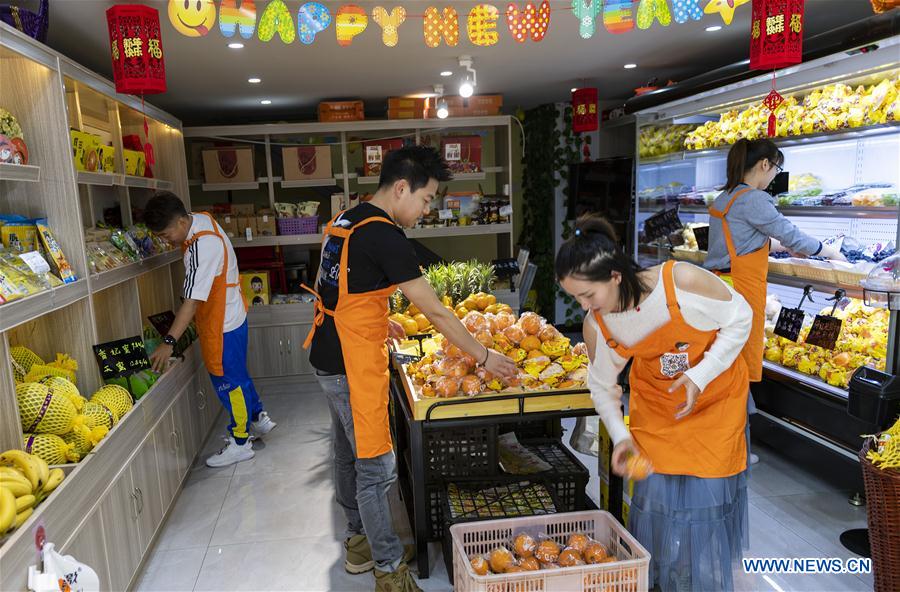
[409,419,430,578]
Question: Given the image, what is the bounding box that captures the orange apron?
[181,212,245,377]
[303,213,398,459]
[594,260,749,478]
[708,187,769,382]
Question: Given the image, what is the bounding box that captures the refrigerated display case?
[631,36,900,488]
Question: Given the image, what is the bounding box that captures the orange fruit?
[520,313,543,335]
[504,325,526,345]
[534,540,560,564]
[626,454,654,481]
[558,547,584,567]
[476,293,491,311]
[407,303,421,316]
[489,547,515,574]
[567,534,589,553]
[519,556,540,571]
[475,330,494,348]
[413,314,430,332]
[514,533,536,558]
[470,555,489,576]
[485,304,501,315]
[435,376,460,397]
[455,306,468,319]
[461,375,482,396]
[521,335,542,352]
[402,318,420,336]
[583,542,607,564]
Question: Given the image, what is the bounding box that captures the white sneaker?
[249,411,276,439]
[750,453,760,465]
[206,438,255,467]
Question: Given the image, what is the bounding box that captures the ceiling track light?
[458,55,477,98]
[434,83,448,119]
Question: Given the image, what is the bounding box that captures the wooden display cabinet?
[0,22,214,592]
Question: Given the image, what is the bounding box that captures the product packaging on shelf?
[283,146,332,181]
[70,130,101,172]
[444,192,480,225]
[240,271,269,306]
[363,138,404,177]
[215,214,238,238]
[256,213,277,236]
[36,219,77,284]
[97,144,116,173]
[441,135,483,174]
[122,148,146,177]
[0,217,38,252]
[202,147,255,183]
[236,216,258,239]
[0,107,28,164]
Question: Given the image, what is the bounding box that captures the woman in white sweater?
[556,215,753,592]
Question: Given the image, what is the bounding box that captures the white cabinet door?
[62,507,111,592]
[154,409,181,513]
[173,387,197,477]
[131,435,164,555]
[197,371,221,434]
[282,324,313,376]
[98,468,141,592]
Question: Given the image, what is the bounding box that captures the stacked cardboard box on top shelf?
[427,95,503,119]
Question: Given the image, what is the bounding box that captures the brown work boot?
[374,563,422,592]
[344,535,416,574]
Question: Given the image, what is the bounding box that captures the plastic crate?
[427,484,444,540]
[768,259,795,277]
[524,439,589,511]
[499,419,562,440]
[450,510,651,592]
[424,424,498,481]
[792,261,837,283]
[834,269,868,287]
[276,216,319,235]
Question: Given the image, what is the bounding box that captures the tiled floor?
[135,379,874,592]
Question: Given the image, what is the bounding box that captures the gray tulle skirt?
[627,427,751,592]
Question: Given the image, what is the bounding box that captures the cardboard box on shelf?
[283,145,333,180]
[202,147,255,184]
[230,203,255,216]
[71,130,101,172]
[318,100,364,122]
[123,148,146,176]
[441,136,482,174]
[236,216,257,238]
[240,271,269,306]
[387,108,425,120]
[256,213,277,236]
[216,214,238,237]
[388,97,427,110]
[97,144,116,173]
[363,138,404,177]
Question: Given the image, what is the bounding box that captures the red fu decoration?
[749,0,803,136]
[107,4,167,95]
[572,88,598,133]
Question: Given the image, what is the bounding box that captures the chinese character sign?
[107,4,167,95]
[572,87,599,133]
[749,0,804,70]
[93,336,151,380]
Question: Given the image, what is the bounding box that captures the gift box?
[256,213,277,236]
[283,146,332,181]
[98,144,116,173]
[363,138,404,177]
[441,136,482,174]
[387,97,428,119]
[202,147,255,184]
[240,271,269,306]
[71,130,101,172]
[123,149,146,176]
[216,214,238,238]
[236,216,257,238]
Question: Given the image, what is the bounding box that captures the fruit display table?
[388,365,617,578]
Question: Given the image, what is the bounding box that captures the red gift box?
[441,136,482,174]
[363,138,404,177]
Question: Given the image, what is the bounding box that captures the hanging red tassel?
[762,72,784,138]
[767,113,777,137]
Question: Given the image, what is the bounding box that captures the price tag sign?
[643,207,683,242]
[805,293,847,351]
[774,285,815,343]
[693,225,710,252]
[93,335,151,380]
[20,251,51,275]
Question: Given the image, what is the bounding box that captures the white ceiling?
[32,0,878,125]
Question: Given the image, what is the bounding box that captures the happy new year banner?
[167,0,750,46]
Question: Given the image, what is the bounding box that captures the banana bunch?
[0,449,65,535]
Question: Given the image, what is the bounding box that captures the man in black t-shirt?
[307,146,516,591]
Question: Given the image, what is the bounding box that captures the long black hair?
[724,138,784,192]
[555,215,650,312]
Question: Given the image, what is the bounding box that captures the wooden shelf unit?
[1,22,213,592]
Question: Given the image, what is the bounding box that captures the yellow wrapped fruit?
[509,348,527,364]
[16,383,79,435]
[82,401,118,429]
[23,433,80,464]
[90,385,133,420]
[9,346,44,383]
[539,363,566,387]
[63,425,108,459]
[540,338,571,360]
[39,377,85,412]
[524,355,551,378]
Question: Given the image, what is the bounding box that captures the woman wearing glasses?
[705,138,845,461]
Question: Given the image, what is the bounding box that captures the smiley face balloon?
[168,0,217,37]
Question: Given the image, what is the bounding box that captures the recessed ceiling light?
[440,70,453,77]
[260,99,272,105]
[248,77,261,84]
[624,63,637,69]
[228,42,244,49]
[705,25,722,32]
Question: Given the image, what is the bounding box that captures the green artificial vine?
[519,104,584,324]
[519,104,559,319]
[559,106,586,328]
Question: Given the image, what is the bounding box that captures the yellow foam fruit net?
[15,382,79,435]
[63,425,108,459]
[39,376,86,412]
[25,353,78,385]
[82,401,118,430]
[866,416,900,470]
[9,346,44,383]
[23,433,80,464]
[90,385,133,420]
